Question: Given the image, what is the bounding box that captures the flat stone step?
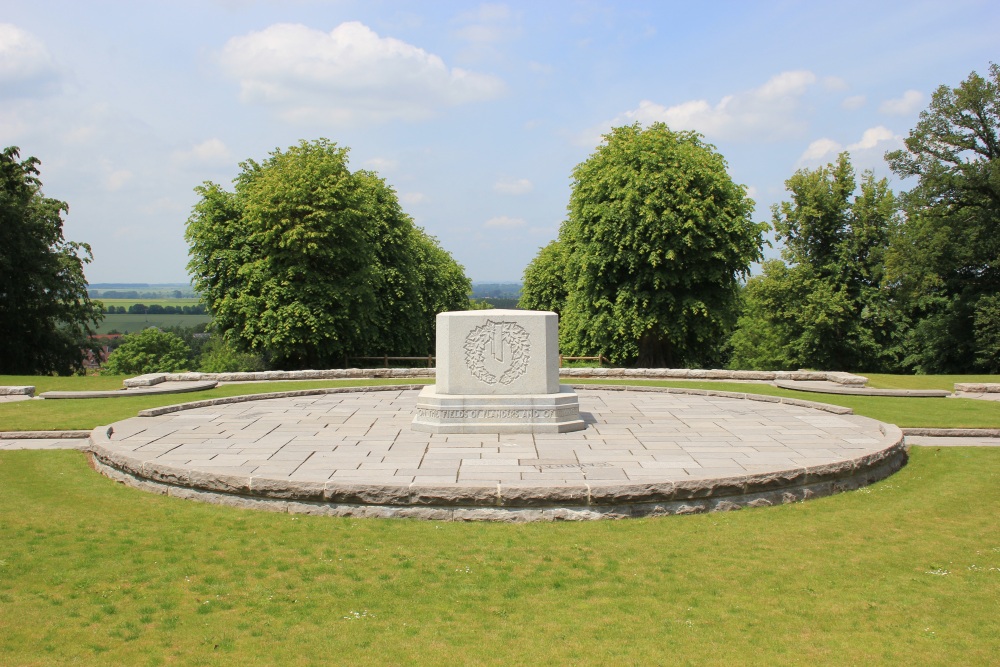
[774,380,950,398]
[39,380,218,399]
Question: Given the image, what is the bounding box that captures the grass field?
[0,446,996,665]
[96,298,203,308]
[4,376,1000,431]
[94,313,213,334]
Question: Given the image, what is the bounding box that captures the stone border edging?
[39,380,218,400]
[0,386,34,396]
[123,368,869,387]
[135,384,425,417]
[901,427,1000,437]
[773,380,951,398]
[561,369,868,385]
[955,383,1000,393]
[567,383,856,414]
[0,430,91,439]
[88,384,907,521]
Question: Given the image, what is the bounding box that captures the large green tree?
[885,64,1000,373]
[545,122,765,367]
[0,146,102,375]
[729,153,899,371]
[185,139,470,369]
[518,239,568,314]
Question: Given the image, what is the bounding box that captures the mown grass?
[0,375,130,393]
[0,379,433,431]
[0,447,996,665]
[95,313,212,334]
[4,376,1000,431]
[865,374,1000,391]
[573,379,1000,429]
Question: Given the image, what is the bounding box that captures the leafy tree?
[197,335,266,373]
[186,139,470,369]
[101,328,191,375]
[0,146,103,375]
[885,64,1000,373]
[549,122,765,367]
[519,239,568,314]
[729,153,900,371]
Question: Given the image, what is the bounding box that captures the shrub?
[101,328,191,375]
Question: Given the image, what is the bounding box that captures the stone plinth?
[412,310,584,433]
[412,386,584,433]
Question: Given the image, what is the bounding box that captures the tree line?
[2,65,996,375]
[521,64,1000,374]
[102,303,208,315]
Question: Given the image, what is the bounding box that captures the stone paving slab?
[83,387,914,519]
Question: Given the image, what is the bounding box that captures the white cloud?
[105,169,133,192]
[879,90,923,115]
[172,138,231,165]
[800,138,843,162]
[219,21,505,124]
[592,70,818,143]
[363,157,399,172]
[400,192,427,205]
[484,215,526,229]
[841,95,866,110]
[797,126,900,164]
[0,23,58,96]
[848,125,895,151]
[493,177,533,195]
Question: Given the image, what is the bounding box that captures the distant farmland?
[95,313,212,334]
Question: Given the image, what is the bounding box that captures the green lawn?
[4,377,1000,431]
[95,313,213,334]
[572,379,1000,429]
[0,447,996,665]
[0,379,433,431]
[865,374,1000,391]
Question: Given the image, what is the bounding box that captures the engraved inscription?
[416,408,555,420]
[463,320,531,385]
[535,463,614,470]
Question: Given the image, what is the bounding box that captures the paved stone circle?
[88,386,906,521]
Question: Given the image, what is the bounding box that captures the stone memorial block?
[412,309,585,434]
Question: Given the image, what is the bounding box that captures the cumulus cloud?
[797,126,900,165]
[879,90,923,115]
[218,21,505,124]
[841,95,866,110]
[493,177,533,195]
[484,215,526,229]
[591,70,818,143]
[400,192,427,205]
[105,169,133,192]
[172,138,231,165]
[0,23,58,97]
[363,157,399,172]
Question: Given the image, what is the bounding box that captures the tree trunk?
[638,332,672,368]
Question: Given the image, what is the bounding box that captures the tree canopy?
[0,146,102,375]
[185,139,470,369]
[729,153,899,371]
[526,123,765,367]
[885,63,1000,373]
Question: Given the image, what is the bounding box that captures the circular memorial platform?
[88,385,905,521]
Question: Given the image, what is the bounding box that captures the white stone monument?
[411,310,585,433]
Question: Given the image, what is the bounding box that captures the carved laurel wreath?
[463,320,531,385]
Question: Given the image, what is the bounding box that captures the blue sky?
[2,0,997,283]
